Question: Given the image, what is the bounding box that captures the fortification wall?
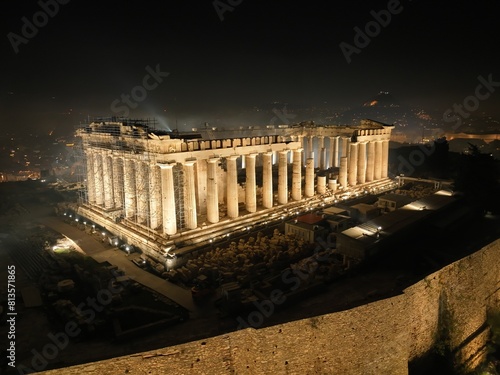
[40,238,500,375]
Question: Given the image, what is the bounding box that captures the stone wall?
[40,238,500,375]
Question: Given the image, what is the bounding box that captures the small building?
[337,192,461,262]
[285,213,329,243]
[377,193,414,213]
[326,214,354,233]
[350,203,380,223]
[322,206,348,216]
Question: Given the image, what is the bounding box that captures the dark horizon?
[2,0,500,134]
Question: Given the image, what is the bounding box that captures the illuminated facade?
[77,119,393,266]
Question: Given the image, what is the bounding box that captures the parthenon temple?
[77,118,393,265]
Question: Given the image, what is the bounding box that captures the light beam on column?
[136,161,149,224]
[366,141,375,182]
[339,156,348,188]
[103,153,114,210]
[305,156,315,197]
[307,136,314,158]
[292,148,303,201]
[357,142,367,185]
[318,136,326,170]
[278,150,289,204]
[123,158,136,219]
[374,141,383,180]
[158,163,177,235]
[245,154,257,213]
[94,152,104,206]
[382,140,389,178]
[149,164,161,230]
[85,151,96,204]
[329,136,339,169]
[348,142,358,186]
[226,155,239,219]
[184,160,198,229]
[262,152,273,208]
[112,157,124,209]
[207,158,220,223]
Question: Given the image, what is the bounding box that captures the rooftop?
[377,193,415,206]
[340,193,458,246]
[296,213,326,225]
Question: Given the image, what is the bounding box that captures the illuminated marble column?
[123,158,136,219]
[184,160,198,229]
[329,136,339,169]
[328,179,338,192]
[85,151,96,204]
[348,142,358,186]
[93,152,104,206]
[262,152,273,209]
[159,163,177,235]
[148,164,161,230]
[346,137,351,162]
[112,157,124,209]
[136,161,149,224]
[317,176,326,194]
[292,148,303,201]
[357,142,367,185]
[278,150,289,204]
[305,156,315,197]
[366,141,375,182]
[381,140,389,178]
[226,155,239,219]
[339,156,348,188]
[207,158,220,223]
[298,135,305,165]
[307,136,314,158]
[374,141,383,180]
[102,153,114,209]
[318,136,326,170]
[245,154,257,213]
[196,160,207,215]
[341,137,350,158]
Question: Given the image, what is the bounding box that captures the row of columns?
[204,150,303,225]
[87,151,195,236]
[86,138,389,236]
[86,149,307,234]
[300,135,389,178]
[300,135,391,193]
[342,139,389,187]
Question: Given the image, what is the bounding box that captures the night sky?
[1,0,499,134]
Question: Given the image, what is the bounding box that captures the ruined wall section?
[40,239,500,375]
[229,299,410,375]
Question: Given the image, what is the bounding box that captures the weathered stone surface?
[40,239,500,375]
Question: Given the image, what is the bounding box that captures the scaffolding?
[173,163,185,231]
[74,117,163,236]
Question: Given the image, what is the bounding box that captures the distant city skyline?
[2,0,499,134]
